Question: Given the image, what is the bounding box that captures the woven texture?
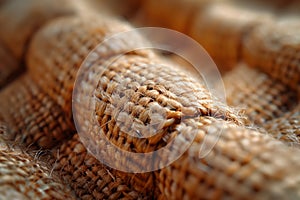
[25,15,300,199]
[243,19,300,96]
[156,118,300,199]
[0,0,300,199]
[124,0,274,71]
[189,2,272,71]
[122,0,300,141]
[0,74,74,149]
[0,140,76,199]
[52,134,153,199]
[27,15,133,119]
[223,64,298,126]
[263,104,300,145]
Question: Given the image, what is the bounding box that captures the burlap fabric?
[124,0,300,143]
[223,64,298,126]
[0,133,75,199]
[0,0,300,199]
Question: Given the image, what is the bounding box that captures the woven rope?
[189,2,273,71]
[27,15,135,119]
[17,13,300,199]
[0,0,300,199]
[119,0,300,137]
[122,0,273,71]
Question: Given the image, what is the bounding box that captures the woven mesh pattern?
[0,141,75,199]
[59,43,300,198]
[223,64,298,125]
[263,104,300,145]
[72,53,242,174]
[243,19,300,96]
[1,0,300,199]
[53,134,153,200]
[125,0,300,143]
[27,15,134,118]
[156,118,300,199]
[0,74,73,149]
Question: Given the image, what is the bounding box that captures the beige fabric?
[121,0,300,141]
[0,140,76,199]
[223,64,298,126]
[0,74,73,149]
[243,19,300,96]
[0,0,300,199]
[54,134,153,199]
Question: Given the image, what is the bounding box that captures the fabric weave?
[0,0,300,199]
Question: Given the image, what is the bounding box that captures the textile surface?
[0,0,299,199]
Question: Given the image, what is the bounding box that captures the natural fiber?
[1,0,300,199]
[263,104,300,145]
[120,0,273,71]
[223,64,298,126]
[117,0,300,137]
[156,117,300,199]
[27,15,133,119]
[0,74,74,149]
[0,140,76,199]
[135,0,205,33]
[243,18,300,96]
[21,13,300,199]
[52,134,153,199]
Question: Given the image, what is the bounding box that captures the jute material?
[15,13,300,199]
[0,0,300,199]
[0,74,74,149]
[0,139,76,199]
[119,0,273,71]
[27,15,135,119]
[1,13,157,199]
[52,133,154,199]
[0,72,153,199]
[263,104,300,145]
[189,2,273,71]
[117,0,300,136]
[243,18,300,97]
[135,0,206,33]
[223,64,298,126]
[156,118,300,199]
